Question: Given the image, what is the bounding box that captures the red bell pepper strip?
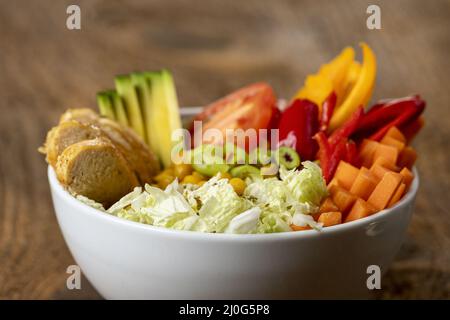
[365,102,384,115]
[328,140,346,181]
[320,91,337,132]
[268,106,281,130]
[315,107,363,183]
[369,100,425,141]
[314,131,346,183]
[328,106,364,148]
[401,116,425,143]
[355,96,423,134]
[366,95,420,115]
[261,106,282,146]
[278,99,319,160]
[344,140,359,167]
[314,131,332,183]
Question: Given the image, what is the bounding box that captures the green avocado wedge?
[145,70,182,168]
[109,90,129,127]
[96,91,116,120]
[115,75,146,142]
[131,72,155,151]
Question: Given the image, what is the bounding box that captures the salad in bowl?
[41,43,425,235]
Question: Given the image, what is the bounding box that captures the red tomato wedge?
[191,83,277,139]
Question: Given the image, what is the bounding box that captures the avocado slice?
[97,91,116,120]
[108,90,129,127]
[131,72,155,151]
[115,75,146,142]
[144,70,182,168]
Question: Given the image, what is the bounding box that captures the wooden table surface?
[0,0,449,299]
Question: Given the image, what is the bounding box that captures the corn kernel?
[229,178,246,195]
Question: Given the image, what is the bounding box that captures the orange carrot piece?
[367,172,404,210]
[399,167,414,190]
[320,197,340,213]
[327,178,340,190]
[380,136,405,153]
[388,183,406,208]
[318,212,342,227]
[373,143,399,168]
[350,167,379,200]
[329,185,358,214]
[334,161,359,190]
[359,139,379,167]
[371,156,399,171]
[384,126,406,143]
[398,146,417,169]
[370,164,391,180]
[290,224,311,231]
[345,198,376,222]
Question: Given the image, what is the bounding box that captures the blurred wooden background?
[0,0,449,299]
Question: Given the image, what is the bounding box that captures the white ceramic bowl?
[48,164,418,299]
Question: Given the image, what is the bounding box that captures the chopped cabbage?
[80,161,328,234]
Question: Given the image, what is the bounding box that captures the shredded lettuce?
[76,194,105,211]
[280,161,328,208]
[292,213,323,231]
[186,176,252,233]
[83,160,328,234]
[244,161,328,232]
[225,207,261,234]
[107,181,198,230]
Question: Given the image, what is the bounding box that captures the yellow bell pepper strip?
[293,47,355,110]
[295,74,333,108]
[318,47,355,99]
[337,61,361,106]
[329,43,376,131]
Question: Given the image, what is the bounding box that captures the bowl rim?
[48,164,419,241]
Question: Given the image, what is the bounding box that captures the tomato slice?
[191,83,277,141]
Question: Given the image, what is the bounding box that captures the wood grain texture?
[0,0,449,299]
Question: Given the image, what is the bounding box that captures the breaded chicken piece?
[96,118,160,183]
[41,108,161,206]
[48,109,160,184]
[55,138,139,207]
[40,120,102,167]
[59,108,99,124]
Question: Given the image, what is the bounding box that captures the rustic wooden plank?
[0,0,449,299]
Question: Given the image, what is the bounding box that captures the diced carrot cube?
[359,139,379,167]
[380,136,405,153]
[334,161,359,190]
[350,167,379,200]
[327,178,340,190]
[345,198,376,222]
[318,212,342,227]
[367,172,404,210]
[373,144,399,168]
[399,167,414,190]
[398,146,417,169]
[371,156,399,171]
[291,224,311,231]
[384,126,406,143]
[388,183,406,208]
[370,164,391,181]
[320,197,339,213]
[329,185,358,214]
